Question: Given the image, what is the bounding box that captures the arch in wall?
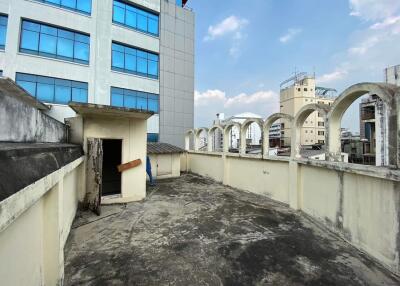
[207,124,225,152]
[263,113,294,156]
[292,104,331,158]
[195,128,209,151]
[240,118,264,155]
[185,129,195,151]
[223,122,242,153]
[328,82,398,166]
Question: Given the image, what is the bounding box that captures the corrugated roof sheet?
[147,142,185,154]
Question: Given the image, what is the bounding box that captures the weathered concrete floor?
[64,174,399,286]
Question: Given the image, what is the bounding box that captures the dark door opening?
[102,139,122,196]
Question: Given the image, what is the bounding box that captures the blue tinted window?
[112,0,159,36]
[110,87,159,113]
[0,15,8,49]
[57,37,74,58]
[39,34,57,55]
[147,133,159,142]
[176,0,183,7]
[111,42,158,79]
[16,73,88,104]
[20,20,90,64]
[33,0,92,14]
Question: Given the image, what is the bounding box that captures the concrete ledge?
[296,158,400,181]
[188,151,291,162]
[0,143,84,201]
[188,151,400,180]
[0,156,84,233]
[188,151,223,157]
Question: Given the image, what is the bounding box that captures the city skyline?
[190,0,400,131]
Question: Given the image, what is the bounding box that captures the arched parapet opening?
[239,118,264,155]
[223,122,242,153]
[208,124,225,152]
[292,104,331,159]
[185,129,195,151]
[195,128,209,151]
[263,113,293,157]
[328,82,398,167]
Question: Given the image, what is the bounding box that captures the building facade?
[385,64,400,86]
[280,73,335,146]
[357,65,400,166]
[212,112,263,150]
[0,0,194,147]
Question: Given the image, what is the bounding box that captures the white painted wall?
[185,151,400,275]
[0,157,84,286]
[82,116,148,203]
[149,153,181,179]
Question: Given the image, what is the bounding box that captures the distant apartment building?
[211,112,263,150]
[211,113,225,151]
[358,64,400,165]
[384,64,400,86]
[269,122,283,148]
[280,73,336,146]
[0,0,194,147]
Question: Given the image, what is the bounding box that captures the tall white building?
[0,0,194,147]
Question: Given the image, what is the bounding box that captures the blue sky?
[187,0,400,131]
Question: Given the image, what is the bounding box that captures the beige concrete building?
[280,73,335,146]
[67,103,153,208]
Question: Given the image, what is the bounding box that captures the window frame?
[31,0,92,15]
[0,14,8,50]
[112,0,159,37]
[111,41,159,79]
[19,19,90,65]
[110,86,159,113]
[16,72,88,104]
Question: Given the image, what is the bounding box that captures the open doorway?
[102,139,122,196]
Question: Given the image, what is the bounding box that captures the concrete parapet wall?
[184,151,400,275]
[0,81,67,143]
[0,156,84,286]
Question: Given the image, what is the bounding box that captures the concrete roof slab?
[64,174,399,285]
[69,102,154,120]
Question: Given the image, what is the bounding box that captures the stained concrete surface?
[64,174,400,286]
[0,143,83,201]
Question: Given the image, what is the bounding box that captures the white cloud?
[194,89,279,127]
[225,91,277,107]
[194,89,226,106]
[204,15,249,58]
[370,16,400,30]
[204,16,248,41]
[279,28,302,43]
[349,0,400,21]
[317,70,349,85]
[348,36,379,55]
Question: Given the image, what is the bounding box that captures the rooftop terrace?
[64,174,399,286]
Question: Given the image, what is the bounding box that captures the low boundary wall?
[184,151,400,275]
[0,156,84,286]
